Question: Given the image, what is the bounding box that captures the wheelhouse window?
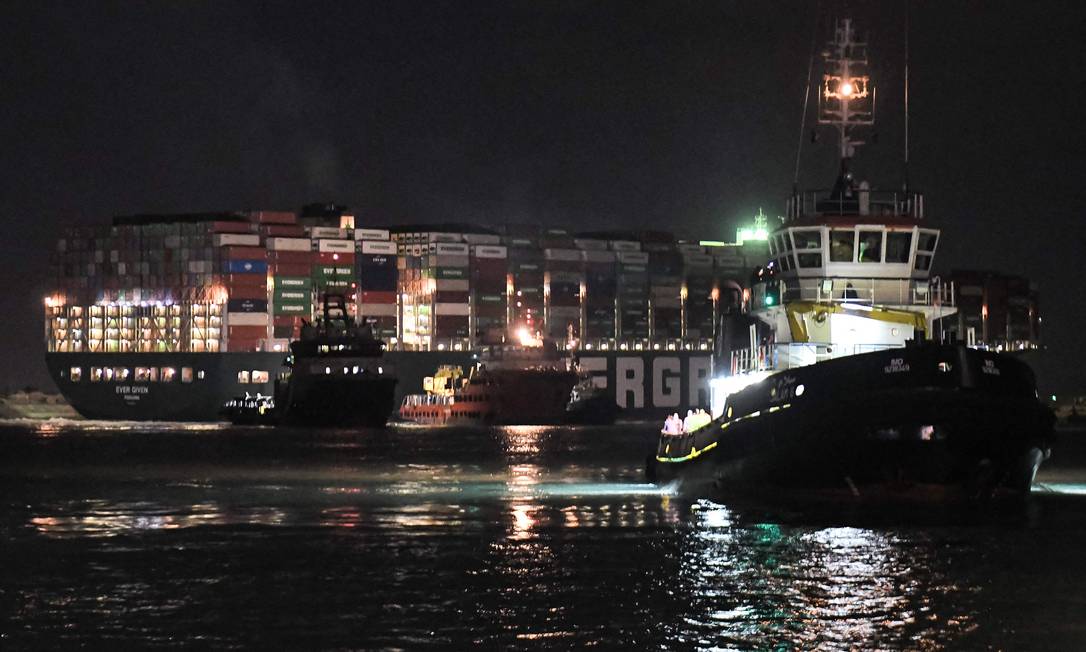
[69,366,82,382]
[915,229,938,271]
[886,232,912,263]
[857,231,883,263]
[251,370,270,384]
[797,253,823,268]
[791,229,822,251]
[830,230,854,262]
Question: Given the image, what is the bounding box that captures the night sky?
[2,1,1084,393]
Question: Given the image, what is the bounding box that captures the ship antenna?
[793,5,821,195]
[818,17,874,197]
[903,1,910,193]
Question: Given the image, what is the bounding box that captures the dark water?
[2,420,1086,650]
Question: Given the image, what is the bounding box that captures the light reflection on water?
[3,422,1086,648]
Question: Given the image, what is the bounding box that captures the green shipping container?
[273,302,311,316]
[275,276,311,289]
[274,288,312,303]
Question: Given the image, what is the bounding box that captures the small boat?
[399,338,577,425]
[564,374,620,425]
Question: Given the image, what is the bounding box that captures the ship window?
[917,231,938,252]
[135,367,153,382]
[791,229,822,250]
[858,231,883,263]
[237,370,250,384]
[886,232,912,263]
[915,254,933,271]
[797,253,823,268]
[197,370,206,380]
[181,367,193,383]
[90,367,103,382]
[830,230,854,262]
[114,367,130,382]
[68,366,82,382]
[160,367,177,382]
[251,370,270,383]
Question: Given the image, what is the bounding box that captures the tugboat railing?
[786,189,924,220]
[730,342,898,375]
[763,276,955,308]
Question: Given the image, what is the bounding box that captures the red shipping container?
[273,316,306,327]
[268,263,312,277]
[226,337,262,352]
[359,291,397,304]
[261,224,306,237]
[317,251,354,264]
[226,285,268,300]
[224,274,268,288]
[227,325,267,338]
[267,251,313,264]
[222,246,268,260]
[209,221,253,234]
[247,210,297,225]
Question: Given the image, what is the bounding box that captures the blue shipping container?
[225,259,268,274]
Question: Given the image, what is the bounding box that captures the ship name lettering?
[115,385,149,395]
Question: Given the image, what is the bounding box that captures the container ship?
[44,204,769,421]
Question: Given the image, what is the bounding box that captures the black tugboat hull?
[649,345,1056,502]
[280,375,398,427]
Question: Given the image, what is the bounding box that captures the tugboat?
[223,292,398,427]
[648,18,1055,500]
[399,331,578,425]
[564,372,620,425]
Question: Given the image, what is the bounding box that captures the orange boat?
[399,340,577,425]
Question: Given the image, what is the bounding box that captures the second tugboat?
[648,17,1055,500]
[223,292,398,427]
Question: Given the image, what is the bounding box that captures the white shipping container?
[431,242,470,256]
[616,252,649,264]
[213,233,261,247]
[434,279,470,292]
[544,248,580,262]
[684,254,714,267]
[434,303,471,316]
[226,312,269,326]
[574,238,608,251]
[358,303,398,317]
[361,240,398,255]
[309,226,346,239]
[472,245,507,259]
[353,228,390,241]
[430,254,470,268]
[609,240,641,252]
[427,233,462,243]
[318,239,354,253]
[268,237,312,252]
[463,233,502,245]
[581,250,616,263]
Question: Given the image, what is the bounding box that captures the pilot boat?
[648,18,1055,500]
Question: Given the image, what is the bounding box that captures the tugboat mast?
[818,18,874,196]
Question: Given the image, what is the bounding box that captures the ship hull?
[48,349,714,422]
[279,374,398,428]
[649,346,1056,501]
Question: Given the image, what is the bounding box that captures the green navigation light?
[765,295,775,306]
